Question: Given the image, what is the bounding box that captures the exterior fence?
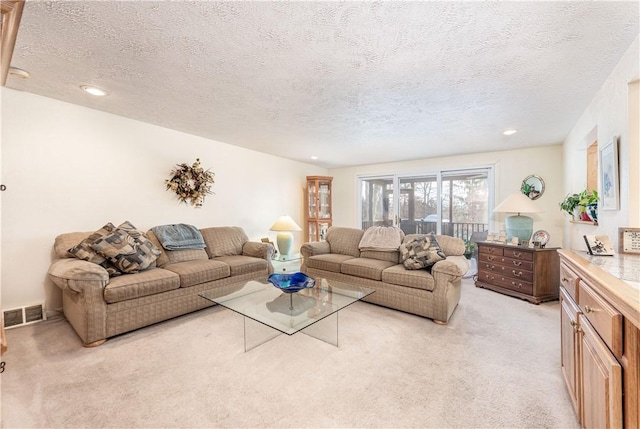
[362,221,488,242]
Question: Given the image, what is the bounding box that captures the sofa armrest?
[242,241,274,260]
[300,241,331,272]
[431,255,469,279]
[300,241,331,258]
[48,259,109,293]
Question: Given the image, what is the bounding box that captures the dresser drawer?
[479,245,503,256]
[494,275,534,295]
[477,271,534,295]
[559,262,579,302]
[503,248,534,261]
[500,266,534,282]
[500,256,534,271]
[479,253,501,264]
[578,280,623,359]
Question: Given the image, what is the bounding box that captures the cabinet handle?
[561,277,568,283]
[569,320,580,332]
[512,270,522,277]
[513,261,522,267]
[584,305,601,313]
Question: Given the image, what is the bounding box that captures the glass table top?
[199,277,375,336]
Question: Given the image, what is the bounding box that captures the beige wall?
[329,145,565,247]
[561,36,639,250]
[0,89,327,312]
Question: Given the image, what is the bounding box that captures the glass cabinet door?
[305,176,332,242]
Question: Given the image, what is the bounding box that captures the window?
[359,167,493,241]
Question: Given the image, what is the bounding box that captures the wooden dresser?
[475,241,560,304]
[558,249,640,428]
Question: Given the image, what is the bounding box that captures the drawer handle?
[561,277,568,283]
[513,252,522,258]
[584,305,601,314]
[570,320,579,332]
[487,256,495,261]
[510,281,521,288]
[512,270,522,277]
[513,261,522,267]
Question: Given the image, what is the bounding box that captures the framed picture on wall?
[599,136,619,210]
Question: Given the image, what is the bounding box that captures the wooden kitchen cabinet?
[558,250,639,428]
[475,241,560,303]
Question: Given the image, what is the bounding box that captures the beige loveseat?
[48,226,273,346]
[301,227,469,324]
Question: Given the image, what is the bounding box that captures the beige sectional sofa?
[301,227,469,324]
[48,226,273,346]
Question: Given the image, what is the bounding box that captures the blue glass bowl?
[268,272,316,293]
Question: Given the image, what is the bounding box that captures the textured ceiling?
[6,1,639,168]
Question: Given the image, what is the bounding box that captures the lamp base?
[276,231,294,258]
[505,215,534,243]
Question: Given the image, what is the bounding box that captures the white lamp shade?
[270,215,301,258]
[493,192,542,214]
[269,215,302,232]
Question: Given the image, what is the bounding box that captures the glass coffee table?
[199,278,374,352]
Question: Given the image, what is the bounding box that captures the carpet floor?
[1,279,580,428]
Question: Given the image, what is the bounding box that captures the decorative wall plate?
[531,230,550,246]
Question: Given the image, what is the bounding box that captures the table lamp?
[270,215,302,260]
[493,192,542,243]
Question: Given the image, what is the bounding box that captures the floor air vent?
[3,304,46,328]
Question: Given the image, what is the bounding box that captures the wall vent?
[3,304,46,328]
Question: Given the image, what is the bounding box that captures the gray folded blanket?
[151,224,206,250]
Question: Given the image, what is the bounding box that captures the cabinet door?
[560,288,581,421]
[580,316,622,428]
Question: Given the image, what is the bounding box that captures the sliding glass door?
[360,177,394,229]
[359,168,491,241]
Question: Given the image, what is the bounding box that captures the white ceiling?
[6,1,639,168]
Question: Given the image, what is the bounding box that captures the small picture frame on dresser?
[618,227,640,254]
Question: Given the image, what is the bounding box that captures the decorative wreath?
[165,158,215,207]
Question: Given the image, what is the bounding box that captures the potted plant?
[463,241,476,259]
[578,189,599,222]
[560,190,599,221]
[560,193,581,219]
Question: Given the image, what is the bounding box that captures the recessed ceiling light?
[310,156,318,160]
[8,67,30,79]
[503,129,518,136]
[80,85,107,96]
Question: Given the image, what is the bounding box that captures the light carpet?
[1,279,580,428]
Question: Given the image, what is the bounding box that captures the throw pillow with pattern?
[91,221,161,273]
[400,233,446,270]
[68,223,116,264]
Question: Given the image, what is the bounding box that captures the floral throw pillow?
[91,221,161,274]
[400,233,446,270]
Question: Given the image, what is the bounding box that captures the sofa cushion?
[163,259,230,287]
[360,250,400,264]
[201,227,248,258]
[147,230,208,268]
[214,255,269,276]
[103,268,180,304]
[341,257,397,281]
[326,227,364,258]
[91,221,161,273]
[307,254,355,273]
[400,233,446,270]
[382,264,436,291]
